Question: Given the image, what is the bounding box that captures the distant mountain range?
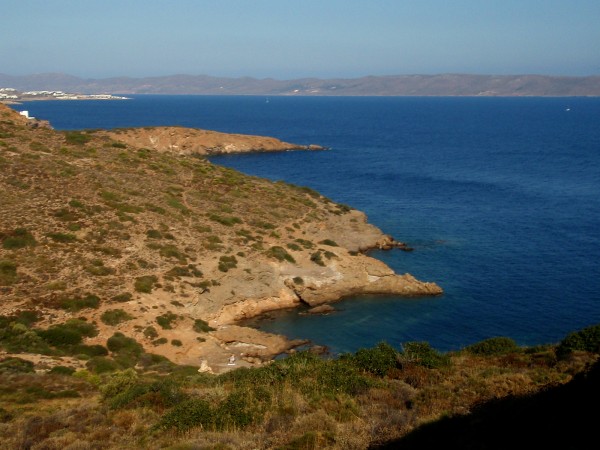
[1,73,600,96]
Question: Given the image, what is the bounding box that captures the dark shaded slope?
[374,358,600,449]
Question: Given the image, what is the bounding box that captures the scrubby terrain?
[2,103,597,449]
[0,103,439,372]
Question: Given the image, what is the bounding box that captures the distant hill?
[1,73,600,96]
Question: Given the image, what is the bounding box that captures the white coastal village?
[0,87,128,102]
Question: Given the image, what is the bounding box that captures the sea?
[12,95,600,355]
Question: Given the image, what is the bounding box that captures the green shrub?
[37,327,82,346]
[64,131,91,145]
[156,312,178,330]
[59,294,100,311]
[100,368,139,399]
[47,232,77,243]
[193,319,215,333]
[171,339,182,346]
[465,336,520,356]
[49,365,76,375]
[319,239,338,247]
[152,337,168,346]
[101,309,134,326]
[1,228,36,249]
[134,275,158,293]
[209,214,242,227]
[72,344,108,357]
[146,229,162,239]
[266,246,296,263]
[143,326,159,339]
[62,319,98,338]
[157,398,213,431]
[0,321,52,354]
[112,292,132,302]
[165,265,203,278]
[310,251,325,266]
[0,357,34,374]
[159,245,187,262]
[0,260,18,285]
[400,341,450,369]
[109,378,183,410]
[349,341,399,376]
[86,356,120,374]
[107,332,143,357]
[295,238,314,249]
[556,323,600,359]
[218,255,238,272]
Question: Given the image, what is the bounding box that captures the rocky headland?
[0,103,441,374]
[99,126,325,155]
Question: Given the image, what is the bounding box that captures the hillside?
[0,102,598,449]
[2,73,600,97]
[0,103,440,373]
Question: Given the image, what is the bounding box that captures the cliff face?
[0,103,441,373]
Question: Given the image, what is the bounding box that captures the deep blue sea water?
[13,96,600,354]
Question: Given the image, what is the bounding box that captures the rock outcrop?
[97,126,325,156]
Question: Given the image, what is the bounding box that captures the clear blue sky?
[3,0,599,79]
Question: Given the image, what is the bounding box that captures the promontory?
[0,103,441,374]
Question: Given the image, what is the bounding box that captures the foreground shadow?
[373,358,600,449]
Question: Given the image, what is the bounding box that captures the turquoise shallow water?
[14,95,600,353]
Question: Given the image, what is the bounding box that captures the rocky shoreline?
[0,103,441,374]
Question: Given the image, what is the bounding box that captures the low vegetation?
[0,327,597,449]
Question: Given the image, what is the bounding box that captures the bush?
[37,327,82,346]
[112,292,132,302]
[146,229,162,239]
[62,318,98,338]
[0,260,18,285]
[209,214,242,227]
[86,356,120,374]
[64,131,91,145]
[156,312,178,330]
[59,294,100,311]
[134,275,158,293]
[49,365,76,376]
[47,232,77,243]
[100,368,139,399]
[1,228,36,249]
[556,323,600,359]
[72,344,108,357]
[218,255,238,272]
[157,398,213,431]
[193,319,215,333]
[144,326,159,339]
[465,336,520,356]
[310,251,325,266]
[109,378,183,410]
[0,357,34,373]
[107,332,143,357]
[400,341,451,369]
[101,309,134,326]
[266,246,296,263]
[171,339,182,346]
[319,239,338,247]
[349,341,399,376]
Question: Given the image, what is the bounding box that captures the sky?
[2,0,600,79]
